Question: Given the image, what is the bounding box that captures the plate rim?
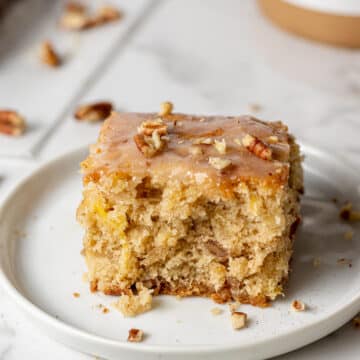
[0,143,359,357]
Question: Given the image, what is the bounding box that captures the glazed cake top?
[82,112,293,188]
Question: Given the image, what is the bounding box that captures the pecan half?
[127,328,143,342]
[74,102,113,122]
[0,110,26,136]
[40,41,61,67]
[242,134,272,160]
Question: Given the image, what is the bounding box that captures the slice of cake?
[77,108,303,307]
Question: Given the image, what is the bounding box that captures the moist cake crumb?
[73,292,80,298]
[231,311,247,329]
[112,286,153,317]
[77,110,303,307]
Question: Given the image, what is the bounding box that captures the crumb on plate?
[112,286,152,317]
[231,311,247,330]
[211,307,223,316]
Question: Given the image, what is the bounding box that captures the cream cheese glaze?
[83,112,292,187]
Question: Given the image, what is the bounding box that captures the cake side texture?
[77,112,303,307]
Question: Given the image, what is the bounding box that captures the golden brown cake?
[77,110,303,307]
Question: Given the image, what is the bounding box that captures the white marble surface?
[0,0,360,358]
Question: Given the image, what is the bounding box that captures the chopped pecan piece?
[242,134,272,160]
[339,203,360,222]
[127,328,143,342]
[60,2,122,30]
[60,2,91,30]
[208,157,232,170]
[0,110,26,136]
[96,5,122,23]
[267,135,279,144]
[134,132,166,158]
[158,101,173,116]
[135,118,169,157]
[291,300,305,312]
[189,145,203,156]
[193,137,213,145]
[138,118,167,136]
[75,102,113,122]
[40,41,61,67]
[213,139,226,154]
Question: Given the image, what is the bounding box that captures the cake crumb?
[312,257,321,267]
[112,286,153,317]
[102,307,110,314]
[39,41,61,67]
[127,328,143,343]
[291,300,305,312]
[231,311,247,330]
[339,202,360,222]
[211,307,223,316]
[343,230,353,240]
[73,292,80,298]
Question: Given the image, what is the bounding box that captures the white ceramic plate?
[0,145,359,360]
